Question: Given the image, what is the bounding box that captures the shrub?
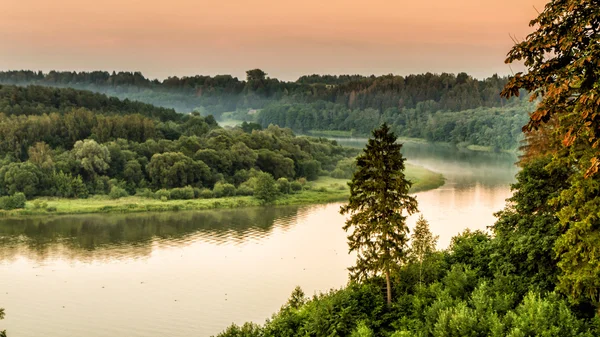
[236,184,254,196]
[169,186,195,200]
[46,206,57,212]
[254,172,278,203]
[277,178,291,194]
[199,188,215,199]
[291,181,303,192]
[213,181,236,198]
[331,168,347,179]
[32,199,48,210]
[135,188,155,199]
[109,186,129,199]
[155,189,170,200]
[0,192,27,210]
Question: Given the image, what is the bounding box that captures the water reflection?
[0,207,302,263]
[0,142,520,337]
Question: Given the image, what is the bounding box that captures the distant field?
[311,164,445,194]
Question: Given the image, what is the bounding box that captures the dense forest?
[0,70,531,150]
[0,84,357,209]
[212,1,600,336]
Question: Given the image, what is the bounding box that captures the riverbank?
[306,130,517,154]
[0,165,444,217]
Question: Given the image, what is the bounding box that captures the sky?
[1,0,548,81]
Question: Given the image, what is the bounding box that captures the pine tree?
[410,215,438,286]
[340,123,418,306]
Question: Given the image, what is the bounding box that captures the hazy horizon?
[2,0,548,81]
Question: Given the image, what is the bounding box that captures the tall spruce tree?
[410,215,438,286]
[340,123,418,306]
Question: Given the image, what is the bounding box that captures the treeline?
[0,85,355,207]
[214,155,599,337]
[0,70,523,115]
[258,100,532,150]
[0,84,179,121]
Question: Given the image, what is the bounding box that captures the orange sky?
[1,0,548,80]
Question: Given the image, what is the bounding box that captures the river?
[0,142,518,337]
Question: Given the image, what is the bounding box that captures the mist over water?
[0,143,518,337]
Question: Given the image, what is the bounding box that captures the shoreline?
[304,130,518,154]
[0,167,444,218]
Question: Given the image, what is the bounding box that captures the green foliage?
[290,181,302,192]
[155,189,170,200]
[213,322,263,337]
[350,321,374,337]
[169,186,195,200]
[135,188,156,199]
[0,192,26,210]
[198,188,215,199]
[236,184,254,196]
[213,181,236,198]
[296,160,321,181]
[491,156,570,294]
[108,186,129,199]
[503,292,589,337]
[253,172,278,204]
[0,162,43,197]
[31,199,48,210]
[276,178,291,194]
[73,139,111,176]
[446,230,492,278]
[501,0,600,309]
[340,123,418,305]
[410,215,439,285]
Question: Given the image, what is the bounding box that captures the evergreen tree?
[410,215,438,285]
[340,123,418,306]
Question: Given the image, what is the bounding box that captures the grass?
[465,144,515,154]
[306,129,517,153]
[0,166,444,218]
[307,130,355,137]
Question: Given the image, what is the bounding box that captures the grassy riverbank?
[307,129,518,153]
[0,165,444,217]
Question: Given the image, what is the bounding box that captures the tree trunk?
[385,269,392,306]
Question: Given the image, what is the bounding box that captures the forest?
[212,1,600,336]
[0,84,357,209]
[0,70,531,151]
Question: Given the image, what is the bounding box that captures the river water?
[0,142,518,337]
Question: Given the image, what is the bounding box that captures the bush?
[331,168,347,179]
[236,184,254,196]
[291,181,303,192]
[277,178,291,194]
[109,186,129,199]
[0,192,27,210]
[155,189,170,200]
[254,172,278,203]
[46,206,57,212]
[32,199,48,210]
[213,181,236,198]
[169,186,195,200]
[199,188,215,199]
[135,188,155,199]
